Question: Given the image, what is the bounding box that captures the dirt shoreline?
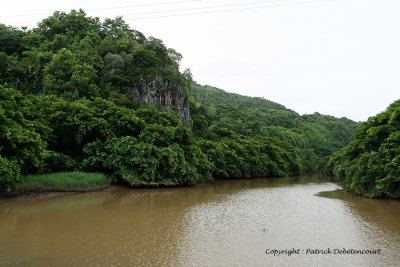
[0,185,123,200]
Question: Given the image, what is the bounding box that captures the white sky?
[1,0,399,121]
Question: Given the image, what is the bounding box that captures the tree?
[0,24,25,55]
[0,87,48,191]
[43,48,99,99]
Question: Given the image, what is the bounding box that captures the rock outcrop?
[134,77,190,128]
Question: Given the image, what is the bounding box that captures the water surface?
[0,176,399,266]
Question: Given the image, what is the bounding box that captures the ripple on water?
[0,178,399,267]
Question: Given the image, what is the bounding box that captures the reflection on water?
[0,176,399,266]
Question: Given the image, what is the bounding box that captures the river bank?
[1,172,112,199]
[1,174,326,199]
[0,185,116,200]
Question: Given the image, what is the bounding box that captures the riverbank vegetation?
[326,100,400,198]
[14,172,110,194]
[0,10,366,196]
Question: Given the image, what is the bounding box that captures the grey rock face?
[134,76,190,128]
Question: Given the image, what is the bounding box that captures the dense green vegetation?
[327,100,400,198]
[15,172,110,193]
[190,84,358,177]
[0,86,209,191]
[0,10,359,194]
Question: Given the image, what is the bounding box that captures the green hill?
[190,83,358,177]
[327,100,400,198]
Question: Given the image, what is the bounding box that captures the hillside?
[1,10,359,193]
[0,10,191,126]
[327,100,400,198]
[191,83,287,112]
[190,83,358,175]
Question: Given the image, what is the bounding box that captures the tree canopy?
[190,83,359,176]
[327,100,400,198]
[0,10,361,194]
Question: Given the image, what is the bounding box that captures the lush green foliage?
[190,83,358,176]
[327,100,400,198]
[0,10,197,191]
[0,10,185,103]
[15,172,111,192]
[0,86,48,191]
[0,90,210,190]
[0,10,359,193]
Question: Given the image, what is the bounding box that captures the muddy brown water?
[0,176,399,266]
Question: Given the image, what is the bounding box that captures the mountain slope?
[327,100,400,198]
[190,83,359,174]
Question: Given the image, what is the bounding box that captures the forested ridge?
[190,83,358,177]
[0,10,362,194]
[326,100,400,198]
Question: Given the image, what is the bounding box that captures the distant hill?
[191,83,287,112]
[190,83,359,174]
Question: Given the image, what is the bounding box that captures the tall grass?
[15,172,112,193]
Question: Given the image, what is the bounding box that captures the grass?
[15,172,112,193]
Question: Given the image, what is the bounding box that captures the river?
[0,176,399,266]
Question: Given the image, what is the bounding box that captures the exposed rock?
[133,76,190,128]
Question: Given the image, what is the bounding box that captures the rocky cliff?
[134,77,190,128]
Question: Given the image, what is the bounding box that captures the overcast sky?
[1,0,399,121]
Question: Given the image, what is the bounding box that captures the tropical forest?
[1,5,400,267]
[0,10,398,199]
